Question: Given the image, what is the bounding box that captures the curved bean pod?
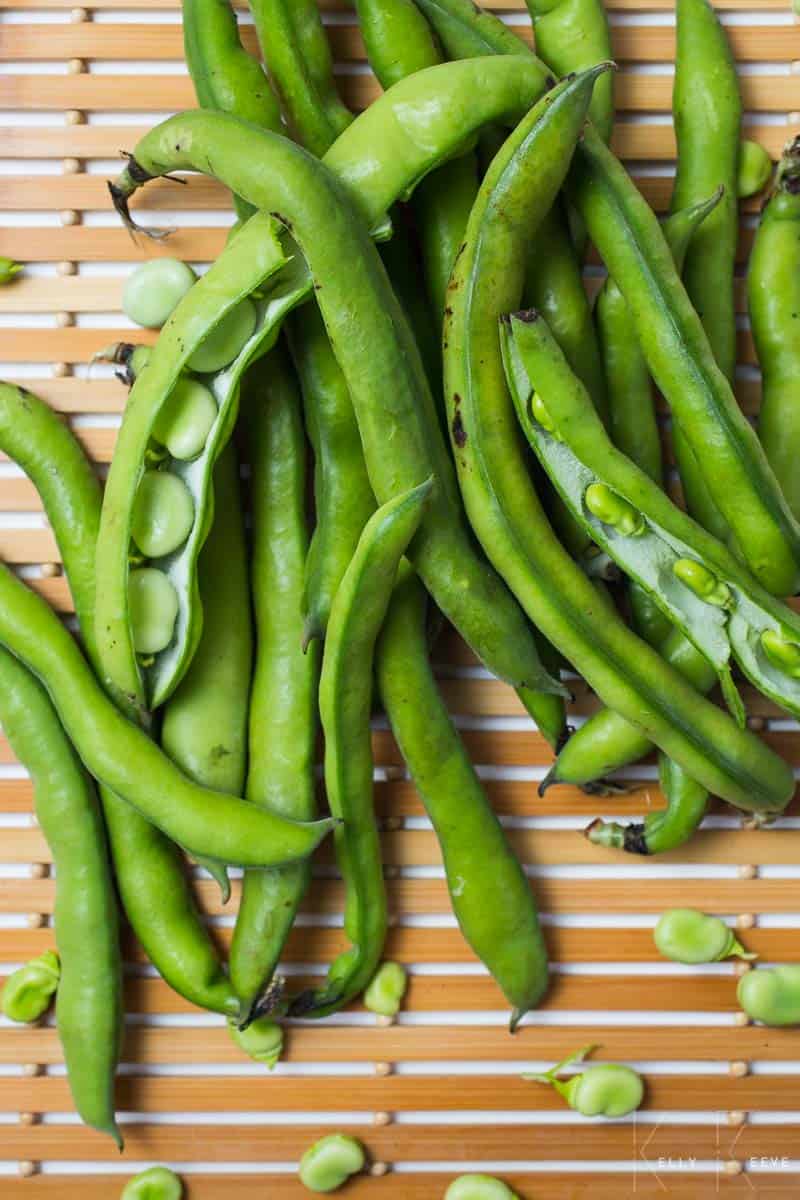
[750,138,800,521]
[0,651,122,1144]
[229,347,320,1024]
[109,106,564,700]
[0,382,238,1016]
[376,564,549,1027]
[443,67,792,815]
[586,757,708,856]
[291,481,433,1017]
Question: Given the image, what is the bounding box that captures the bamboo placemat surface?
[1,1,799,1196]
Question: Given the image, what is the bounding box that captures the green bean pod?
[356,0,441,90]
[568,126,800,597]
[503,311,800,729]
[291,481,433,1017]
[96,213,290,716]
[230,348,320,1024]
[376,565,549,1027]
[0,559,334,865]
[750,138,800,522]
[289,304,375,646]
[412,0,528,58]
[0,651,122,1144]
[110,103,565,700]
[0,382,238,1016]
[248,0,351,156]
[524,0,614,144]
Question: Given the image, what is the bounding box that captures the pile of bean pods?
[2,0,800,1172]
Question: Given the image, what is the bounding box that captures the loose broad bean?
[525,1046,644,1118]
[445,1176,519,1200]
[131,470,195,559]
[0,257,22,285]
[121,1167,183,1200]
[228,1015,283,1068]
[738,139,773,198]
[738,966,800,1027]
[2,950,60,1022]
[654,909,755,965]
[122,258,197,329]
[151,377,217,461]
[299,1134,366,1193]
[364,962,408,1017]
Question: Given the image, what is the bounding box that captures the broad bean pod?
[0,558,335,867]
[523,0,613,143]
[96,213,291,716]
[502,311,800,734]
[108,76,567,700]
[587,755,708,856]
[750,138,800,521]
[0,381,237,1015]
[291,482,432,1017]
[0,654,122,1145]
[444,67,790,814]
[376,565,549,1027]
[411,0,800,596]
[356,0,566,745]
[229,348,320,1024]
[248,0,351,157]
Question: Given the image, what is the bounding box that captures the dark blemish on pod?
[545,75,556,90]
[514,308,541,324]
[270,211,293,233]
[451,397,467,449]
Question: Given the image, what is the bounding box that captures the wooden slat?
[0,122,793,162]
[0,72,794,114]
[2,23,798,65]
[0,1175,791,1200]
[4,823,800,868]
[4,1071,800,1113]
[5,1022,800,1070]
[2,875,799,919]
[4,922,797,968]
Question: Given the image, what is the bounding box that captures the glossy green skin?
[501,317,794,814]
[376,566,549,1025]
[289,304,375,645]
[445,1176,519,1200]
[654,908,750,965]
[562,1064,644,1118]
[183,0,281,218]
[524,0,614,144]
[670,0,741,540]
[121,1166,183,1200]
[0,654,122,1145]
[112,100,561,700]
[569,127,800,597]
[228,1015,283,1067]
[299,1134,366,1193]
[750,141,800,522]
[248,0,351,157]
[96,214,287,720]
[738,966,800,1027]
[0,383,237,1017]
[588,756,708,855]
[230,347,320,1023]
[2,950,59,1023]
[738,140,773,199]
[0,561,334,866]
[291,483,431,1017]
[413,0,528,58]
[357,0,565,746]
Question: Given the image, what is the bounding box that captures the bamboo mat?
[1,2,800,1196]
